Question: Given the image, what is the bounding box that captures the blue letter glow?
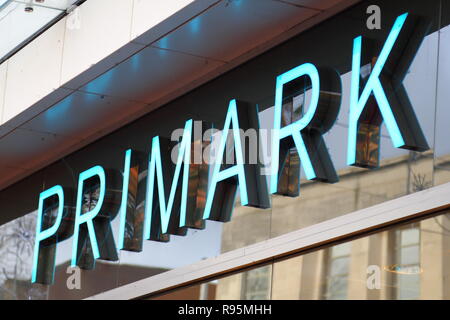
[203,99,249,220]
[71,165,106,267]
[270,62,321,194]
[144,119,193,239]
[347,13,408,166]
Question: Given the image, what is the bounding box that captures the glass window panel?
[268,211,450,300]
[330,258,350,277]
[331,243,352,258]
[401,229,420,246]
[242,265,271,300]
[325,277,348,300]
[0,1,62,59]
[397,274,421,300]
[0,0,81,61]
[133,210,448,300]
[434,0,450,186]
[400,246,420,266]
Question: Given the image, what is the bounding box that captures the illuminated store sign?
[32,13,430,285]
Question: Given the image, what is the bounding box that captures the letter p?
[32,185,65,284]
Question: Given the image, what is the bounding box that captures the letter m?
[144,120,193,242]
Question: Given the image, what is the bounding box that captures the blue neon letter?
[144,119,193,239]
[203,99,249,219]
[270,63,321,194]
[71,165,106,267]
[118,149,132,250]
[347,13,408,166]
[32,185,64,283]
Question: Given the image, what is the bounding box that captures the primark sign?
[32,13,431,284]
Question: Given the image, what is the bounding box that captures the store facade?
[1,0,450,300]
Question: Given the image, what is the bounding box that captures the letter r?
[71,166,106,267]
[270,63,341,195]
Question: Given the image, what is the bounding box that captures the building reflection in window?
[389,225,421,300]
[241,265,271,300]
[203,212,450,300]
[322,243,352,300]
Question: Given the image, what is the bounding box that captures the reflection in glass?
[147,211,450,300]
[389,225,421,299]
[241,265,271,300]
[0,212,48,300]
[0,0,80,61]
[322,243,351,300]
[0,0,448,300]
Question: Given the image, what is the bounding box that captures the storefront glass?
[152,210,450,300]
[1,0,450,299]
